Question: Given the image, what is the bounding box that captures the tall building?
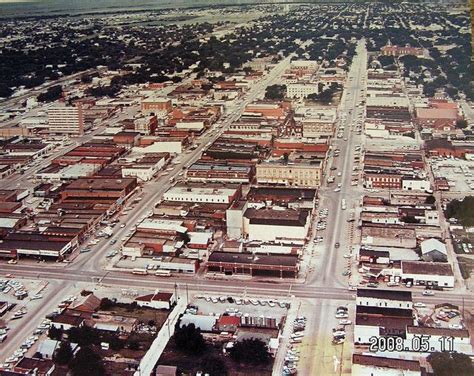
[141,97,172,116]
[48,102,84,135]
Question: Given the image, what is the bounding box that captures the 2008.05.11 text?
[369,335,454,352]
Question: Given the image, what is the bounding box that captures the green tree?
[37,85,63,102]
[70,347,105,376]
[428,352,474,376]
[229,338,270,365]
[67,326,100,347]
[455,119,468,129]
[99,297,115,310]
[173,324,206,355]
[48,327,63,341]
[264,84,286,100]
[80,74,93,84]
[127,340,140,351]
[425,195,436,205]
[54,341,74,365]
[0,83,13,98]
[200,354,227,376]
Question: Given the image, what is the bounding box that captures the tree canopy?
[173,324,206,355]
[427,351,474,376]
[70,346,105,376]
[229,338,270,365]
[54,341,74,365]
[265,84,286,100]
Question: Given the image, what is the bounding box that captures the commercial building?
[48,102,85,135]
[186,161,254,183]
[420,238,447,262]
[207,251,299,278]
[256,159,322,188]
[352,355,422,376]
[243,207,310,242]
[141,97,172,115]
[135,291,176,310]
[354,306,414,344]
[380,44,426,58]
[286,83,319,99]
[120,153,168,181]
[401,261,454,288]
[163,184,241,205]
[416,107,459,131]
[356,289,412,309]
[401,177,430,191]
[134,115,158,135]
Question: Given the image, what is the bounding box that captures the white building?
[226,200,248,239]
[356,289,413,310]
[364,123,390,138]
[121,153,167,182]
[420,238,447,262]
[424,210,439,226]
[401,261,454,288]
[354,306,414,344]
[286,83,319,99]
[243,207,310,242]
[176,121,205,131]
[352,354,421,376]
[163,185,239,204]
[401,178,430,191]
[137,218,187,234]
[290,60,318,70]
[180,314,217,332]
[135,290,176,310]
[36,163,100,181]
[48,102,85,135]
[366,96,410,108]
[406,326,472,354]
[134,140,183,154]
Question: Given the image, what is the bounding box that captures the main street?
[2,263,474,307]
[300,39,368,376]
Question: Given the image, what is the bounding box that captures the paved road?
[301,39,367,376]
[2,264,474,307]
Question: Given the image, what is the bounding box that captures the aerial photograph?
[0,0,473,375]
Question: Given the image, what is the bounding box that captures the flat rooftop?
[401,261,453,276]
[208,252,298,267]
[357,288,412,302]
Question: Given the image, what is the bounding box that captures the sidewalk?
[135,297,188,376]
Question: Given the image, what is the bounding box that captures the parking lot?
[192,294,289,321]
[430,158,474,191]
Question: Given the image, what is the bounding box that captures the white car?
[339,319,352,325]
[449,324,463,330]
[413,302,426,308]
[422,290,435,296]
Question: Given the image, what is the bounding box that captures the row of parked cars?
[282,316,307,375]
[333,306,351,345]
[197,295,290,308]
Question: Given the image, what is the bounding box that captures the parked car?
[414,302,426,308]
